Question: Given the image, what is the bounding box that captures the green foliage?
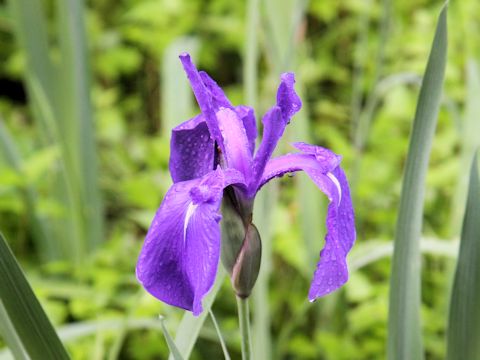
[0,0,478,359]
[0,232,69,359]
[388,6,447,359]
[447,154,480,359]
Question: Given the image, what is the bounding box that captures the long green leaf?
[387,6,447,360]
[446,154,480,359]
[161,37,199,136]
[56,0,104,253]
[160,317,184,360]
[450,60,480,235]
[0,301,28,360]
[169,268,227,360]
[209,310,231,360]
[0,232,69,359]
[10,0,104,263]
[0,118,55,260]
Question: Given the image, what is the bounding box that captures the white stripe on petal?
[184,203,198,242]
[327,172,342,206]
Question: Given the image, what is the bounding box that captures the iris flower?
[136,53,355,315]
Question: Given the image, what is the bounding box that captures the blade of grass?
[0,232,69,359]
[291,83,324,271]
[0,118,55,260]
[209,309,231,360]
[169,268,227,360]
[56,0,104,253]
[9,0,98,263]
[160,317,184,360]
[446,153,480,359]
[244,0,259,108]
[351,0,391,191]
[161,37,199,135]
[450,60,480,235]
[0,301,28,360]
[253,2,307,358]
[7,0,53,99]
[387,5,447,360]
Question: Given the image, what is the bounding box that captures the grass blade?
[0,301,28,360]
[450,60,480,235]
[209,309,231,360]
[169,268,227,360]
[0,118,55,260]
[161,37,199,135]
[0,232,69,359]
[56,0,104,253]
[387,5,447,360]
[160,317,184,360]
[446,153,480,359]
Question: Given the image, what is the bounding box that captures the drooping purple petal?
[250,73,302,192]
[258,145,355,300]
[217,108,252,179]
[304,166,355,300]
[169,114,215,183]
[136,168,246,315]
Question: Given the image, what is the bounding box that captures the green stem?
[236,297,252,360]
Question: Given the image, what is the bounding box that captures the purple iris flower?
[136,53,356,315]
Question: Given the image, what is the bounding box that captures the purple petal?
[235,105,257,154]
[259,145,355,300]
[136,168,246,315]
[179,53,224,151]
[169,114,215,183]
[250,73,302,192]
[277,73,302,121]
[179,53,258,163]
[199,71,232,108]
[304,166,355,300]
[217,108,252,179]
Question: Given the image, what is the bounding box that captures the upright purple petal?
[179,53,225,151]
[217,108,253,179]
[199,71,232,108]
[169,114,215,183]
[235,105,257,154]
[276,73,302,121]
[250,73,302,192]
[180,53,258,162]
[136,168,246,315]
[258,144,355,300]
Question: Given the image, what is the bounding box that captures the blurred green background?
[0,0,479,359]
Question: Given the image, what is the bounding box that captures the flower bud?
[231,223,262,298]
[220,193,247,274]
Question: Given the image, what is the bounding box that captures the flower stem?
[236,296,252,360]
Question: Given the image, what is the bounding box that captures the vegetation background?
[0,0,479,359]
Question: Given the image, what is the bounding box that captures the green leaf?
[0,232,70,359]
[56,0,104,253]
[9,0,104,263]
[169,268,227,360]
[387,5,447,360]
[0,118,55,261]
[0,301,28,360]
[160,317,184,360]
[161,36,199,135]
[447,153,480,359]
[451,60,480,234]
[209,309,231,360]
